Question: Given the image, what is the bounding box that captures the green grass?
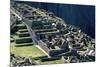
[10,43,46,58]
[13,35,31,40]
[10,42,64,65]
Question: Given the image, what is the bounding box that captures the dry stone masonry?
[10,1,95,66]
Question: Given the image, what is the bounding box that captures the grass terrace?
[10,42,46,58]
[11,42,64,65]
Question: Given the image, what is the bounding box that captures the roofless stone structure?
[10,1,95,66]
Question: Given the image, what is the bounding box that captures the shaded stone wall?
[17,1,95,38]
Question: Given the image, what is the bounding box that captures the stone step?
[32,25,52,30]
[16,24,27,29]
[16,31,21,35]
[16,24,25,26]
[37,30,59,35]
[10,38,14,42]
[15,37,32,44]
[16,31,30,37]
[34,28,57,33]
[19,33,30,37]
[15,42,33,47]
[18,29,28,33]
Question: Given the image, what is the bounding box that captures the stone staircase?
[14,22,33,47]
